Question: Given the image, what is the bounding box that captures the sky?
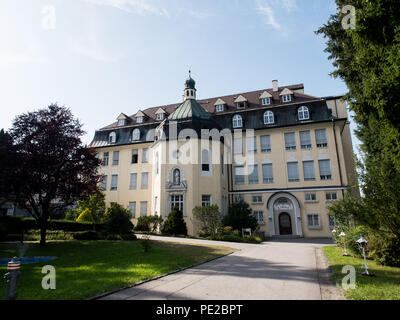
[0,0,361,153]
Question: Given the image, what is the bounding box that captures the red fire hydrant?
[4,257,21,300]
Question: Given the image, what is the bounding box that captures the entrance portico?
[267,193,303,237]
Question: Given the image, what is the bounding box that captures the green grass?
[323,246,400,300]
[0,240,233,300]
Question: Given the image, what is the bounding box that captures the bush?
[243,235,263,244]
[135,216,163,233]
[139,235,153,252]
[223,200,258,233]
[0,222,7,238]
[192,205,222,237]
[162,208,187,236]
[367,233,400,267]
[76,208,95,223]
[337,225,370,257]
[65,209,80,221]
[73,231,99,240]
[103,203,134,236]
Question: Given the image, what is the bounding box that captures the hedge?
[0,216,105,234]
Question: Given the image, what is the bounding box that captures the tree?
[103,203,134,235]
[162,208,187,236]
[192,205,222,237]
[73,192,106,223]
[135,215,163,233]
[223,200,258,233]
[7,104,100,245]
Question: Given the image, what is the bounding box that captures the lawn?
[0,240,234,300]
[323,246,400,300]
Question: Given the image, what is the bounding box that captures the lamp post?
[357,237,375,277]
[339,232,348,256]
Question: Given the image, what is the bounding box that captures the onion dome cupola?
[184,70,196,101]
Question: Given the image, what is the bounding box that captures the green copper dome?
[185,71,196,89]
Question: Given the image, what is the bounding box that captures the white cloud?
[256,0,283,32]
[0,52,47,67]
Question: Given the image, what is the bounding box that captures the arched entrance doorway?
[278,213,292,235]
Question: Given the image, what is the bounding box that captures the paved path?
[100,236,344,300]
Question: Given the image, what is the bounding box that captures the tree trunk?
[39,219,47,246]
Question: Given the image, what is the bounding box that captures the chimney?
[272,80,278,92]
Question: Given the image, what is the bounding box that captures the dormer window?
[261,98,271,105]
[282,94,291,102]
[156,113,164,121]
[132,128,140,141]
[109,132,116,144]
[136,116,143,123]
[298,106,310,120]
[118,119,126,126]
[234,95,247,109]
[216,104,224,112]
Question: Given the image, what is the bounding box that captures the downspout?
[332,119,345,198]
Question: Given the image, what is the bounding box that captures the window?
[326,192,338,202]
[132,128,140,141]
[109,132,116,144]
[262,163,274,183]
[128,202,136,218]
[156,113,164,121]
[303,161,316,181]
[254,211,264,224]
[141,172,149,189]
[140,201,148,216]
[307,214,320,228]
[142,148,149,163]
[263,111,274,124]
[252,196,263,204]
[232,114,243,128]
[319,159,332,180]
[298,106,310,120]
[247,136,257,153]
[300,131,312,149]
[248,165,259,184]
[260,135,271,152]
[233,138,243,154]
[284,132,296,150]
[101,152,109,166]
[215,104,224,112]
[100,175,107,191]
[202,195,212,207]
[305,193,317,202]
[234,195,244,203]
[282,94,291,102]
[170,195,183,212]
[129,173,137,190]
[118,119,126,126]
[261,98,271,105]
[112,151,119,166]
[136,116,143,124]
[201,149,210,173]
[234,166,245,185]
[328,215,336,229]
[131,149,138,164]
[236,102,246,109]
[287,162,300,182]
[315,129,328,147]
[110,174,118,190]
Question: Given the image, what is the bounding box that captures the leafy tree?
[223,200,258,233]
[192,205,222,237]
[75,192,106,223]
[6,104,100,245]
[162,208,187,236]
[103,203,134,235]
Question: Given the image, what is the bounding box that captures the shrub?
[65,209,80,221]
[0,222,7,238]
[192,205,222,237]
[340,225,371,257]
[103,203,134,235]
[73,231,99,240]
[223,200,258,232]
[139,235,153,252]
[135,216,163,233]
[367,232,400,267]
[76,208,95,223]
[162,208,187,236]
[243,235,263,244]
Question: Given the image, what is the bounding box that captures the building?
[90,73,357,238]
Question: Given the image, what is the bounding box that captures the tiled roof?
[99,83,319,131]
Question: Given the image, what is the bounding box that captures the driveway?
[99,235,344,300]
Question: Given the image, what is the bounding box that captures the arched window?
[201,149,210,172]
[263,111,274,124]
[109,132,116,144]
[298,106,310,120]
[232,114,243,128]
[173,168,180,185]
[132,128,140,141]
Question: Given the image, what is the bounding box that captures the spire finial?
[189,69,191,78]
